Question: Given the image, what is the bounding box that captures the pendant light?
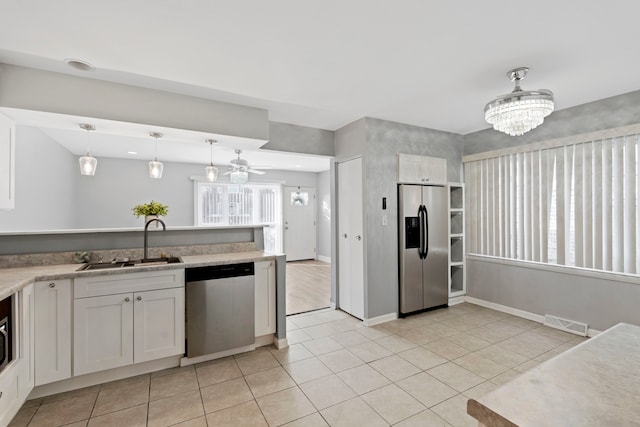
[78,123,97,176]
[484,67,554,136]
[148,132,164,179]
[205,139,219,182]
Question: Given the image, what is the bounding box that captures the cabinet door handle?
[124,297,130,302]
[136,296,142,301]
[49,283,55,288]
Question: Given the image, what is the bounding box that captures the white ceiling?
[1,1,640,141]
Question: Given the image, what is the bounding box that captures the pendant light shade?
[78,123,97,176]
[148,132,164,179]
[205,139,218,182]
[484,67,554,136]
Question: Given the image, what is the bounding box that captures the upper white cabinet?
[398,153,447,186]
[34,280,72,386]
[254,260,276,337]
[0,112,15,210]
[74,270,185,376]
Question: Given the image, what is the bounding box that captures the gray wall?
[464,89,640,329]
[333,117,464,319]
[316,170,331,260]
[467,257,640,331]
[0,126,76,230]
[3,125,324,231]
[363,118,463,318]
[266,122,334,156]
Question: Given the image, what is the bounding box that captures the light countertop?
[467,322,640,427]
[0,251,276,300]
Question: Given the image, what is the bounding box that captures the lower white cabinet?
[73,269,185,376]
[133,288,185,363]
[74,293,134,376]
[254,261,276,337]
[34,280,72,386]
[74,287,184,376]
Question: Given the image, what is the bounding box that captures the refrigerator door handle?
[423,205,429,259]
[418,205,426,259]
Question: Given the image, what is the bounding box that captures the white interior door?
[284,186,317,261]
[337,158,364,319]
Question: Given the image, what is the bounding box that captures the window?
[465,133,640,275]
[196,182,282,253]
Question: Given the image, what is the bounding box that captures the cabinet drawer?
[75,269,185,299]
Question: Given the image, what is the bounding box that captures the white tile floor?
[10,303,586,426]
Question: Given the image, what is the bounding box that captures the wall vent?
[543,314,588,337]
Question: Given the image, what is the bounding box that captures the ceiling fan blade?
[251,166,272,170]
[247,169,266,175]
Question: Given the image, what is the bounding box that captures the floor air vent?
[543,314,588,336]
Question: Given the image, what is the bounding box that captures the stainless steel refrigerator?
[398,184,448,316]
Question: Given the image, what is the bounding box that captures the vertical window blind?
[465,133,640,274]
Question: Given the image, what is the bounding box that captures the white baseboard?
[30,356,181,399]
[255,334,275,348]
[363,312,397,327]
[273,337,288,349]
[464,296,602,337]
[329,301,336,309]
[181,344,255,366]
[317,255,331,263]
[465,296,544,323]
[448,296,466,306]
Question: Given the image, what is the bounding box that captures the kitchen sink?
[77,257,182,271]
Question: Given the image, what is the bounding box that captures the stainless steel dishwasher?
[185,262,255,357]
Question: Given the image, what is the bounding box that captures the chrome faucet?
[144,218,166,260]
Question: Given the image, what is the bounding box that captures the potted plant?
[132,200,169,227]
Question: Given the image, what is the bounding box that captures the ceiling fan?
[223,149,268,176]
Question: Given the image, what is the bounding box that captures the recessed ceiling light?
[64,58,96,72]
[127,151,138,155]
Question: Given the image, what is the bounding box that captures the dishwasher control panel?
[185,262,254,282]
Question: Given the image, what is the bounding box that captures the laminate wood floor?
[286,259,331,315]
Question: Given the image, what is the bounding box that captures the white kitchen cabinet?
[74,293,134,376]
[34,280,72,385]
[0,112,15,210]
[17,283,34,403]
[74,270,185,376]
[133,287,184,363]
[254,260,276,337]
[398,153,447,185]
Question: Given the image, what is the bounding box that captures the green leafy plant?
[132,200,169,218]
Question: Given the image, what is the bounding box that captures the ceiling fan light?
[206,165,218,182]
[484,67,554,136]
[230,170,248,184]
[79,155,97,176]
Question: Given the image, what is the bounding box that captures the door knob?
[124,297,130,302]
[49,283,55,288]
[136,296,142,301]
[356,235,362,241]
[343,233,347,239]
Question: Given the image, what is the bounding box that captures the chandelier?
[484,67,554,136]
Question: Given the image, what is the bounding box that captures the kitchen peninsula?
[467,323,640,426]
